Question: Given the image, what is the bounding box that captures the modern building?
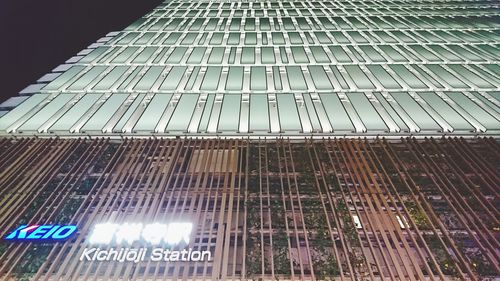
[0,0,498,280]
[0,0,499,137]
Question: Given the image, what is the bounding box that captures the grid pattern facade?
[0,138,498,280]
[0,0,498,137]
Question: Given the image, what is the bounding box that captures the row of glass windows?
[44,63,498,93]
[88,44,497,66]
[4,91,498,134]
[158,0,498,12]
[152,7,497,19]
[130,15,498,32]
[151,7,498,18]
[113,30,499,48]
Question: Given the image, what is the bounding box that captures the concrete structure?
[0,0,498,138]
[0,0,498,280]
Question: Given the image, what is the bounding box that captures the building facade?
[0,0,498,280]
[0,138,499,280]
[0,0,499,137]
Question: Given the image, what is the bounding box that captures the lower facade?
[0,137,498,280]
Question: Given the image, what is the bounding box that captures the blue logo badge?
[5,225,77,241]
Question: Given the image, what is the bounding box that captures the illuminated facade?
[0,0,499,137]
[0,0,499,280]
[0,138,499,280]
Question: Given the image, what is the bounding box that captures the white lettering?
[88,222,193,245]
[190,249,201,261]
[88,223,118,244]
[80,248,96,261]
[115,223,143,244]
[170,250,180,261]
[125,249,138,262]
[80,247,212,263]
[201,250,212,261]
[165,223,192,245]
[142,223,168,244]
[106,248,118,261]
[96,250,108,261]
[150,248,163,261]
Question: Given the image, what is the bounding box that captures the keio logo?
[4,225,77,241]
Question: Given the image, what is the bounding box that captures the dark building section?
[0,138,498,280]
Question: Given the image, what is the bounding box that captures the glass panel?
[0,94,49,131]
[134,32,155,45]
[244,18,256,31]
[390,92,440,131]
[447,65,493,88]
[79,47,109,63]
[359,45,386,62]
[93,66,129,91]
[367,65,401,89]
[425,65,468,88]
[314,32,332,43]
[272,32,285,44]
[68,66,107,91]
[330,31,350,43]
[261,47,276,64]
[260,18,271,30]
[187,47,206,64]
[133,47,159,63]
[288,32,303,44]
[249,94,269,132]
[277,94,301,132]
[18,94,76,132]
[133,66,164,91]
[111,47,140,63]
[163,32,182,44]
[226,66,244,91]
[286,66,307,90]
[319,93,354,131]
[244,32,257,45]
[309,46,330,63]
[344,65,375,89]
[133,94,172,132]
[389,65,427,88]
[208,47,224,64]
[418,92,474,131]
[218,95,241,131]
[328,46,351,63]
[209,33,224,45]
[407,45,440,62]
[164,47,186,63]
[229,18,241,31]
[329,66,350,89]
[81,94,129,132]
[348,92,387,131]
[166,94,198,132]
[200,67,222,90]
[43,66,85,91]
[181,33,197,45]
[291,47,309,63]
[241,47,255,64]
[49,94,103,132]
[113,94,146,132]
[250,66,267,90]
[378,45,408,62]
[160,66,187,90]
[308,66,333,90]
[227,33,240,45]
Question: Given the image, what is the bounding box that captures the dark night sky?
[0,0,162,103]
